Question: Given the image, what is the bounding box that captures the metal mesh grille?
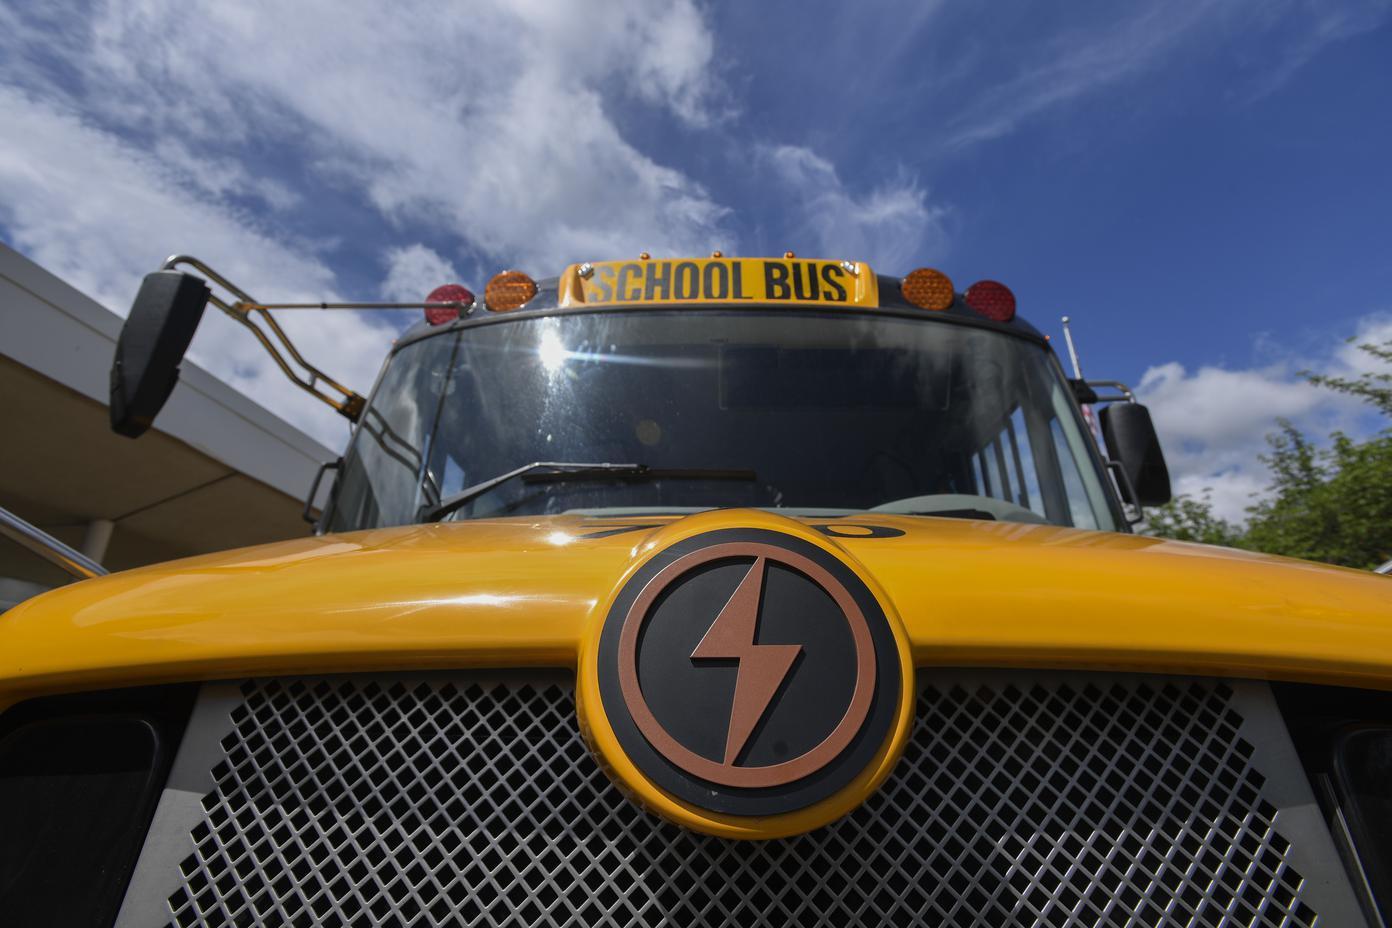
[164,677,1320,927]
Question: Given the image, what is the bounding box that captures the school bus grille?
[157,675,1324,927]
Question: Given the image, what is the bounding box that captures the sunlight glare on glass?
[538,330,568,372]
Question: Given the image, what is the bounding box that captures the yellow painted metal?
[4,511,1390,698]
[557,258,878,309]
[3,510,1391,835]
[0,520,604,697]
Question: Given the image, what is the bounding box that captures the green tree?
[1144,336,1392,569]
[1142,491,1243,547]
[1242,428,1392,569]
[1303,339,1392,417]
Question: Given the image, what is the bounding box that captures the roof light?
[423,284,473,325]
[964,280,1016,322]
[901,268,954,311]
[485,270,538,312]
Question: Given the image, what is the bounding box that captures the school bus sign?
[558,257,879,308]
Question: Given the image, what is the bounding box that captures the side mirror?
[1099,402,1171,507]
[109,271,210,437]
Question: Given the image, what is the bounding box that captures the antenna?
[1061,315,1084,380]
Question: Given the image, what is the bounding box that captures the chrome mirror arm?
[162,255,367,420]
[160,256,469,422]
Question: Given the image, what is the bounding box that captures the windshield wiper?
[421,461,757,523]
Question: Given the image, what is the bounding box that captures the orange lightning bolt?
[690,556,803,766]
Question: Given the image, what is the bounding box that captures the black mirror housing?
[1100,402,1172,507]
[109,271,211,438]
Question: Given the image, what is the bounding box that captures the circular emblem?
[595,528,902,817]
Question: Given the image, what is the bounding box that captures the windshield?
[327,310,1118,532]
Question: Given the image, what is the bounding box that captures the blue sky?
[1,0,1390,520]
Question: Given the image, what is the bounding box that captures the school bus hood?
[3,509,1390,701]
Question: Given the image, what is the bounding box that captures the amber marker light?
[484,270,538,312]
[964,280,1017,322]
[901,268,955,311]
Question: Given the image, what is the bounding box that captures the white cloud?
[943,0,1392,147]
[0,0,740,449]
[0,85,392,450]
[1136,313,1392,522]
[1241,0,1392,100]
[760,145,946,272]
[380,245,461,304]
[60,0,734,268]
[0,0,941,459]
[151,139,300,212]
[1331,315,1392,377]
[944,4,1224,147]
[627,0,727,127]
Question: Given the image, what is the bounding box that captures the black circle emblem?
[597,528,902,816]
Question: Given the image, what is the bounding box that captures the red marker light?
[964,280,1016,322]
[424,284,473,325]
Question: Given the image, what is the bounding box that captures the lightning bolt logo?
[690,557,803,766]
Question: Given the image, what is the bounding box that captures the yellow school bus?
[3,254,1389,927]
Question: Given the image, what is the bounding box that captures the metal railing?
[0,505,108,580]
